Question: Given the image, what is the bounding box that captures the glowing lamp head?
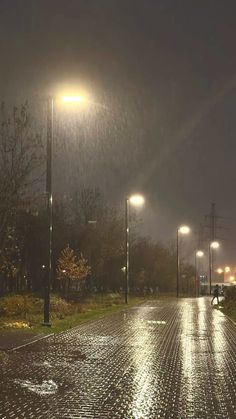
[196,250,204,257]
[62,95,85,103]
[129,194,145,207]
[230,276,235,281]
[217,268,223,274]
[225,266,230,273]
[210,241,220,249]
[179,225,190,234]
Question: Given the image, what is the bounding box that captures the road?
[0,297,236,418]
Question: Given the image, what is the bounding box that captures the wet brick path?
[0,297,236,418]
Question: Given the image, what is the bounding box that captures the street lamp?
[62,96,85,103]
[176,225,190,297]
[125,194,144,304]
[209,241,220,296]
[195,250,204,297]
[43,94,87,326]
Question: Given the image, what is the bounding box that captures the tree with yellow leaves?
[57,245,91,295]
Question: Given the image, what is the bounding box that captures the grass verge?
[0,294,147,335]
[220,302,236,323]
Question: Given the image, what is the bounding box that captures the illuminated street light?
[195,250,204,297]
[129,194,145,206]
[196,250,204,258]
[209,241,220,296]
[179,225,190,235]
[210,241,220,249]
[62,95,85,103]
[217,268,223,274]
[125,194,145,304]
[225,266,230,273]
[43,93,88,326]
[176,225,190,297]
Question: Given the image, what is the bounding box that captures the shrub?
[224,286,236,302]
[0,295,35,317]
[50,296,75,318]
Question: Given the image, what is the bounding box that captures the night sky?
[1,0,236,267]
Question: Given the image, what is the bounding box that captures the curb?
[218,308,236,326]
[9,333,54,352]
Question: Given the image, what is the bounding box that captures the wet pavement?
[0,297,236,418]
[0,330,48,351]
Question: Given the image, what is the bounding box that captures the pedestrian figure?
[211,284,219,305]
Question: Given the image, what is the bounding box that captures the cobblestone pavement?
[0,297,236,418]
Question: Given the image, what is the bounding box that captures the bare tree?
[0,102,43,246]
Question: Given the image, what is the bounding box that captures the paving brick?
[0,298,236,418]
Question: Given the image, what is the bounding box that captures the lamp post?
[176,225,190,298]
[209,241,219,295]
[195,250,204,297]
[125,194,144,304]
[43,94,86,326]
[42,96,53,326]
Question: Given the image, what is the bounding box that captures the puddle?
[15,379,58,395]
[147,320,166,325]
[139,319,166,325]
[68,350,86,361]
[34,360,53,368]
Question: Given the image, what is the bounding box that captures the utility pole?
[204,203,227,294]
[210,203,216,241]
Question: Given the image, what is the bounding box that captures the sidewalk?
[1,297,236,418]
[0,330,47,351]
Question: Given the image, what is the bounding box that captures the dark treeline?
[0,104,195,298]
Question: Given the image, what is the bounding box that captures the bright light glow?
[210,241,220,249]
[196,250,204,257]
[217,268,223,274]
[62,96,85,103]
[230,276,235,281]
[179,225,190,234]
[225,266,230,273]
[129,194,145,207]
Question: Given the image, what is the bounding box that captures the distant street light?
[225,266,230,273]
[177,225,190,298]
[217,268,223,274]
[43,93,87,326]
[209,241,220,296]
[211,241,220,249]
[195,250,204,297]
[125,194,144,304]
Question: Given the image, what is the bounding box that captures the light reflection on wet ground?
[0,297,236,418]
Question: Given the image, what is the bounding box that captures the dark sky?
[1,0,236,268]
